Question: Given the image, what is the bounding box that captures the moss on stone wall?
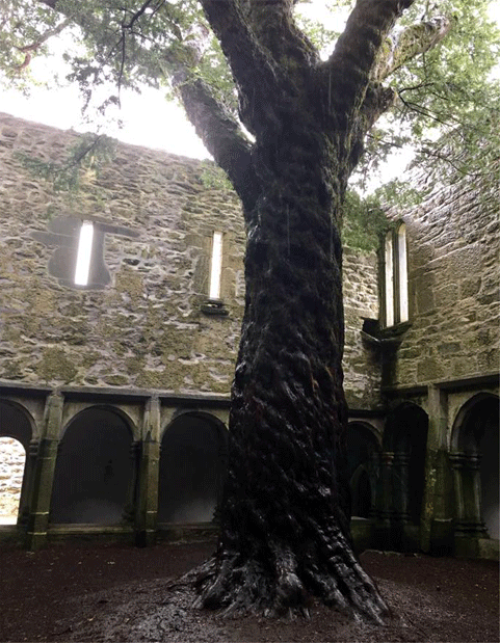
[0,113,381,404]
[38,348,77,383]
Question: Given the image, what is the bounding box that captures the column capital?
[43,391,64,439]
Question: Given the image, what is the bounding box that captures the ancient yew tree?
[3,0,499,620]
[170,0,451,620]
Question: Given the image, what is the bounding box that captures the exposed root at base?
[179,539,390,624]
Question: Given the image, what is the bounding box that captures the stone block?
[417,358,444,382]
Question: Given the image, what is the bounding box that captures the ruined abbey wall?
[0,113,497,558]
[386,177,499,390]
[0,114,244,395]
[0,113,380,407]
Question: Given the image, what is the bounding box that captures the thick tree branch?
[326,0,415,113]
[244,0,318,70]
[348,83,396,171]
[17,17,71,53]
[371,16,452,81]
[198,0,279,106]
[173,70,259,212]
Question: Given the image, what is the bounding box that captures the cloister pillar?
[373,451,394,548]
[17,439,40,527]
[25,392,63,550]
[393,452,411,524]
[135,395,160,546]
[421,385,454,554]
[450,452,486,537]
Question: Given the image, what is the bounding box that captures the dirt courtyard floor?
[0,539,498,642]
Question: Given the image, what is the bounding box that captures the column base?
[135,529,157,547]
[428,518,454,556]
[25,531,48,551]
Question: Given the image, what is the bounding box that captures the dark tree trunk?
[192,126,389,621]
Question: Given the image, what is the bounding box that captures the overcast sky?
[1,3,346,159]
[2,2,498,183]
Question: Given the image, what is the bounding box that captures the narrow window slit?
[74,221,94,286]
[384,231,394,327]
[209,231,223,300]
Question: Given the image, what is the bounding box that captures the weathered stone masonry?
[373,175,499,559]
[0,113,245,394]
[0,112,497,558]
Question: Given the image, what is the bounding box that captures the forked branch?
[174,70,259,211]
[199,0,279,102]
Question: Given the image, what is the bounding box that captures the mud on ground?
[0,541,498,642]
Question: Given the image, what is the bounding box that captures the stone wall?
[0,113,244,394]
[0,113,381,406]
[343,247,381,408]
[385,177,499,389]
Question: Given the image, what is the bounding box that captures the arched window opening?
[385,403,429,526]
[452,395,499,540]
[209,231,223,301]
[74,221,94,286]
[51,408,134,525]
[0,437,26,525]
[397,224,409,322]
[158,414,227,524]
[384,232,395,327]
[383,222,409,327]
[0,401,32,526]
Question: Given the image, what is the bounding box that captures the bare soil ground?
[0,540,498,642]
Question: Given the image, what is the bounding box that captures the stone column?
[392,452,412,551]
[449,452,466,528]
[17,439,40,527]
[392,452,411,524]
[373,451,394,549]
[421,385,454,555]
[123,440,141,525]
[25,392,63,550]
[135,395,160,546]
[449,452,486,537]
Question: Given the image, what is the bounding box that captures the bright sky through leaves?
[1,1,499,186]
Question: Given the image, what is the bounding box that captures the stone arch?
[0,400,34,447]
[450,393,499,539]
[384,402,429,525]
[51,405,135,524]
[158,411,228,524]
[347,422,380,518]
[0,400,34,525]
[60,403,139,442]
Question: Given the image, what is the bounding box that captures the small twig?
[122,0,155,30]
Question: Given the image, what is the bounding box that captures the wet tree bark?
[191,121,388,620]
[178,0,423,622]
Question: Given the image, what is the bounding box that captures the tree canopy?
[2,0,499,203]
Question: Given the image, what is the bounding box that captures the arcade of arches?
[0,388,498,558]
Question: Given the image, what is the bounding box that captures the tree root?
[184,527,390,623]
